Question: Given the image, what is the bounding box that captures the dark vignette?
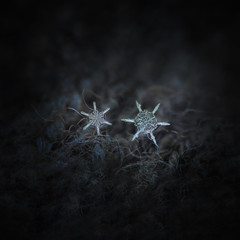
[1,1,240,240]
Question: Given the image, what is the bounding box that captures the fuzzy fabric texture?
[1,1,240,240]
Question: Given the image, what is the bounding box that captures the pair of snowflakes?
[69,101,170,147]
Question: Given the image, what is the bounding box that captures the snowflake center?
[134,110,158,133]
[89,111,105,126]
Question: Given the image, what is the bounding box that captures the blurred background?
[1,1,240,239]
[1,0,240,120]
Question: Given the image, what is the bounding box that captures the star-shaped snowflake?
[121,101,170,147]
[79,101,112,135]
[68,102,112,136]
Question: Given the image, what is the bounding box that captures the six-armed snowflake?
[121,101,170,147]
[80,101,112,136]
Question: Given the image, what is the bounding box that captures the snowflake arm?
[80,111,90,117]
[83,122,91,130]
[132,129,142,141]
[152,103,160,114]
[103,120,112,125]
[136,100,142,112]
[157,122,170,126]
[102,108,110,114]
[121,118,135,123]
[150,132,158,147]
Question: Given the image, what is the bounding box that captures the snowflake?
[68,101,112,136]
[121,101,170,147]
[80,101,112,135]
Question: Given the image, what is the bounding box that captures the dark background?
[1,1,240,239]
[1,1,240,119]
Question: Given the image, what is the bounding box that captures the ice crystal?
[68,101,112,136]
[121,101,170,147]
[81,102,112,135]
